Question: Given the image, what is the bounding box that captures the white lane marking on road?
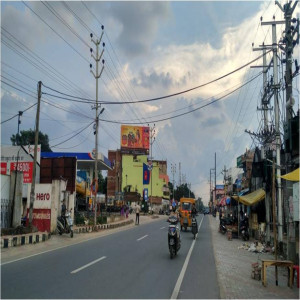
[1,225,135,266]
[71,256,106,274]
[170,216,204,299]
[160,227,166,230]
[137,235,148,241]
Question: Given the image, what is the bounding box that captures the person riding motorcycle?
[191,204,197,218]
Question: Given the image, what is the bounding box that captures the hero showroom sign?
[26,184,52,232]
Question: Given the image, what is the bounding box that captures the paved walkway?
[209,215,299,299]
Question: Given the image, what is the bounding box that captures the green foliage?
[174,183,195,200]
[97,172,107,194]
[75,214,85,225]
[11,129,52,152]
[97,216,107,224]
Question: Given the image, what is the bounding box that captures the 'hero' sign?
[27,184,52,232]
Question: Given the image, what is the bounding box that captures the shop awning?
[280,168,299,182]
[232,188,265,206]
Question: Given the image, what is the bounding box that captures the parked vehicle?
[240,214,249,241]
[191,216,198,239]
[179,197,195,231]
[167,215,181,259]
[219,218,227,234]
[57,209,74,238]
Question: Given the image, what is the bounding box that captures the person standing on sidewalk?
[135,203,141,225]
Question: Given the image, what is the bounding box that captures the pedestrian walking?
[126,205,129,218]
[135,203,140,225]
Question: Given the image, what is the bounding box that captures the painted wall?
[121,155,168,201]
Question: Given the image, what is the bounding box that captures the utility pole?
[11,111,23,227]
[149,124,156,209]
[276,1,299,121]
[90,27,105,227]
[210,168,215,212]
[272,158,278,285]
[261,19,285,244]
[276,0,299,261]
[214,152,216,209]
[179,162,181,186]
[252,43,272,244]
[29,81,42,227]
[171,163,176,201]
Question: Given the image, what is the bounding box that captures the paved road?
[1,215,219,299]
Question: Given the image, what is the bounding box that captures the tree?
[175,183,195,200]
[11,129,52,152]
[98,172,107,195]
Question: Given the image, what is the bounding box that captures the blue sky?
[1,1,299,205]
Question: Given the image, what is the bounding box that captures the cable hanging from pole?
[41,51,271,105]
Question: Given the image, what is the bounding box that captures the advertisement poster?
[121,125,149,150]
[10,161,33,183]
[26,184,52,232]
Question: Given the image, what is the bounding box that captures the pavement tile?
[209,215,299,299]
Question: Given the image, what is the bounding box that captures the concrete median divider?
[1,232,51,249]
[1,218,134,249]
[73,218,133,234]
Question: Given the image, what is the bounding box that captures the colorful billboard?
[121,125,149,150]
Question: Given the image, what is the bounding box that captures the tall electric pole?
[90,27,105,227]
[261,19,284,243]
[171,163,176,201]
[276,0,299,121]
[29,81,42,227]
[179,162,181,186]
[149,124,156,209]
[214,152,216,208]
[252,43,272,243]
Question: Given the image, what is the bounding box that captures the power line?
[97,72,263,125]
[41,52,270,105]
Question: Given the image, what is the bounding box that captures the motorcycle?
[57,209,74,238]
[167,215,181,259]
[240,215,249,241]
[219,218,227,234]
[191,216,198,239]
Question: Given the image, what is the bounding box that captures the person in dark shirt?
[61,200,67,228]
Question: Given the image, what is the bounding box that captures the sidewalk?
[209,215,299,299]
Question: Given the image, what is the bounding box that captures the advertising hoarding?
[121,125,149,150]
[26,184,52,232]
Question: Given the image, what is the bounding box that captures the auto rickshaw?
[179,197,195,231]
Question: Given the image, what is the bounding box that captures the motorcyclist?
[191,203,197,218]
[191,203,198,233]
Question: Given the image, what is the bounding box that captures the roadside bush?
[97,216,107,224]
[75,214,85,225]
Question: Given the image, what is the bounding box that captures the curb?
[73,219,134,234]
[1,219,135,249]
[1,232,51,249]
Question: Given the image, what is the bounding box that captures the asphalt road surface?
[1,214,220,299]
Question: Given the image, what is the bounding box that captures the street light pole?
[90,28,105,227]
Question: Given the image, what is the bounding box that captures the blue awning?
[239,188,249,196]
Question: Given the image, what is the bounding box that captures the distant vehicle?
[203,209,210,215]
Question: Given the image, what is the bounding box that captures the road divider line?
[71,256,106,274]
[171,216,204,299]
[160,227,166,230]
[137,235,148,241]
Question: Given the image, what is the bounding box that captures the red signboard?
[10,161,33,183]
[1,162,7,175]
[26,208,51,232]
